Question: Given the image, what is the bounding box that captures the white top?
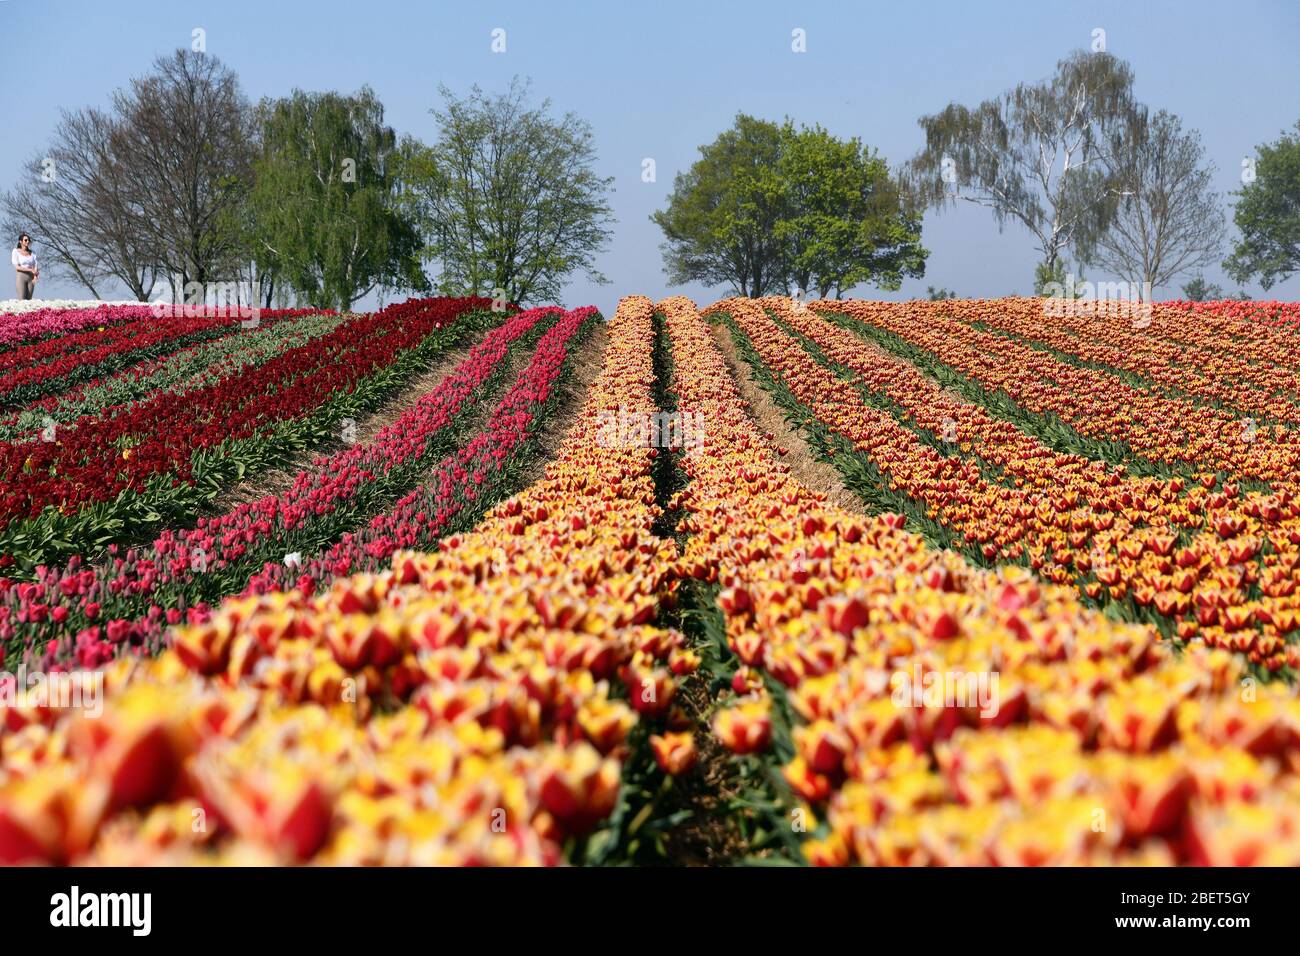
[12,248,37,271]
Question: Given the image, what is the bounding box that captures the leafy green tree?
[907,51,1144,284]
[1181,274,1223,301]
[775,123,926,297]
[652,114,786,297]
[653,115,924,297]
[248,87,425,311]
[1225,122,1300,289]
[403,78,615,305]
[1035,259,1069,295]
[926,286,958,300]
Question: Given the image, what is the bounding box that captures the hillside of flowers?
[1,294,1299,866]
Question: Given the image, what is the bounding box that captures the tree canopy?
[248,87,426,311]
[906,51,1143,281]
[401,78,615,306]
[653,115,926,297]
[1225,121,1300,289]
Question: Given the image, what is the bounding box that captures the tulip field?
[2,293,1300,866]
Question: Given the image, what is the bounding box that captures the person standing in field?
[12,234,38,299]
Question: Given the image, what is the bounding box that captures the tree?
[1181,274,1224,302]
[906,50,1144,282]
[774,123,926,297]
[1225,121,1300,289]
[1077,111,1225,297]
[652,114,786,297]
[653,115,925,297]
[1035,259,1070,296]
[107,50,254,287]
[2,109,159,299]
[1,50,249,300]
[248,87,426,311]
[407,78,615,305]
[926,286,958,300]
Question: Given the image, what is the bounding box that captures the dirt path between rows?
[660,660,755,865]
[711,320,863,512]
[209,332,486,512]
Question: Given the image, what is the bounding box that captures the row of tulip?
[0,310,350,443]
[0,296,683,865]
[751,297,1300,672]
[252,306,600,589]
[0,304,155,350]
[664,295,1300,866]
[0,297,498,570]
[822,299,1300,490]
[1018,295,1300,372]
[2,315,149,376]
[0,311,308,410]
[952,298,1300,427]
[1169,299,1300,356]
[0,305,561,671]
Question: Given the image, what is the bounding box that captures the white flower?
[0,298,145,316]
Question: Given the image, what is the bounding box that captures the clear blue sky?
[3,0,1298,315]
